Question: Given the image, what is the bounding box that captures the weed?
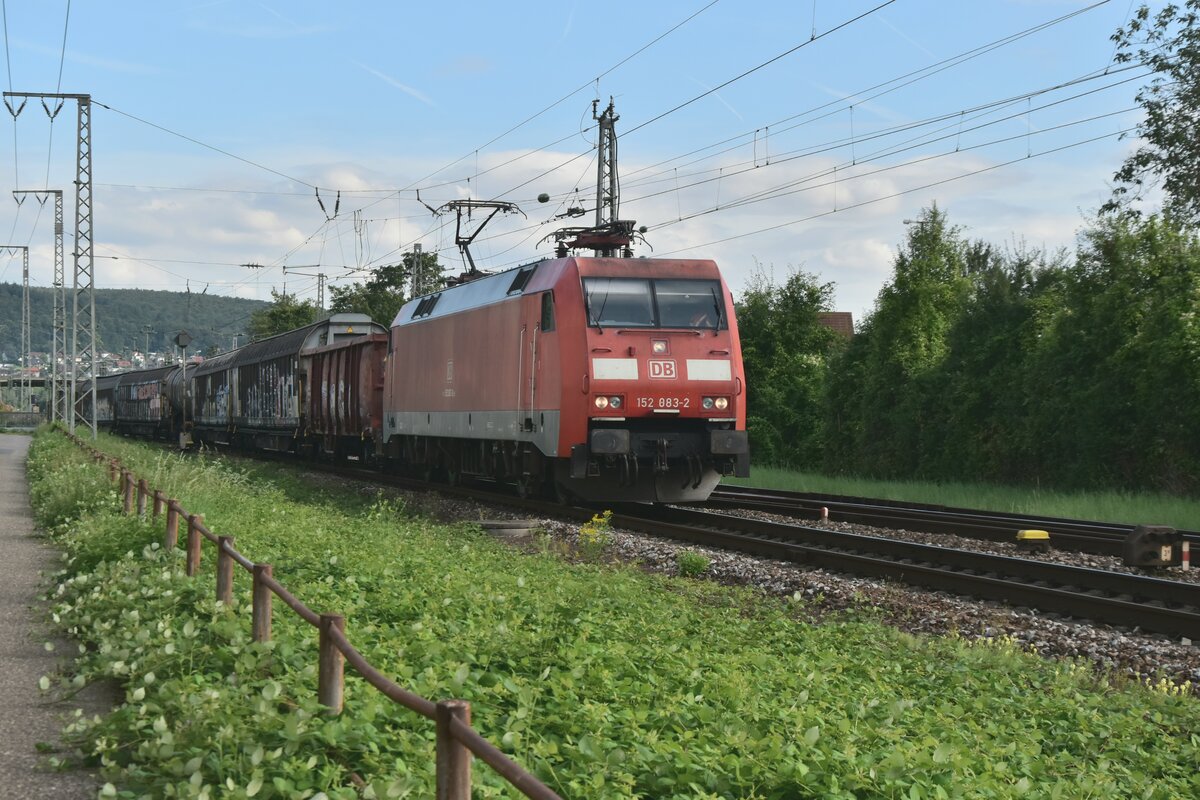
[577,510,612,560]
[677,550,710,577]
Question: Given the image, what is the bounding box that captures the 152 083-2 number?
[635,396,690,409]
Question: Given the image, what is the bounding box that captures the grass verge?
[31,430,1200,799]
[728,466,1200,530]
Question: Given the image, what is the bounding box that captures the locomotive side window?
[540,291,556,332]
[412,293,442,319]
[508,265,537,295]
[656,279,724,329]
[583,278,654,327]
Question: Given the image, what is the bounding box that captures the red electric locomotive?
[382,254,748,503]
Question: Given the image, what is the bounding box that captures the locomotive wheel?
[516,473,541,499]
[553,479,578,506]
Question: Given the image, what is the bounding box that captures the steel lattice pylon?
[6,91,97,436]
[13,189,65,420]
[0,245,30,411]
[593,99,619,228]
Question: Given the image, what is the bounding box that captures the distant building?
[817,311,855,339]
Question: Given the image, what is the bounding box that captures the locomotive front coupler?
[654,438,670,473]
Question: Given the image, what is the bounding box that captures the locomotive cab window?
[656,279,724,329]
[540,291,556,332]
[583,278,655,327]
[583,277,725,329]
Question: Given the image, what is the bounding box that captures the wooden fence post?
[165,501,180,551]
[122,472,134,515]
[318,614,346,714]
[186,514,204,577]
[252,564,273,643]
[216,536,235,605]
[152,490,164,520]
[136,479,148,519]
[108,459,118,482]
[436,700,473,800]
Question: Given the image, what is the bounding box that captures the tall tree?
[248,290,319,340]
[824,205,972,476]
[735,265,842,466]
[1105,2,1200,222]
[329,251,444,326]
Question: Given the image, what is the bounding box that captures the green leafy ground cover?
[727,466,1200,531]
[30,431,1200,799]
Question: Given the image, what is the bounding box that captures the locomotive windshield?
[584,277,725,329]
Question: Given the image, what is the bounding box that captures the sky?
[0,0,1161,339]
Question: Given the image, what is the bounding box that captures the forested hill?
[0,283,266,359]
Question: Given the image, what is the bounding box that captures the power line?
[651,107,1136,229]
[651,127,1136,257]
[93,101,318,188]
[623,0,900,138]
[2,0,19,244]
[621,1,1118,188]
[404,101,1135,272]
[481,0,900,206]
[44,0,71,185]
[623,70,1147,211]
[402,0,724,192]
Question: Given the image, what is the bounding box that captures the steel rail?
[609,504,1200,639]
[708,485,1200,555]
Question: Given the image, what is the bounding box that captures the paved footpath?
[0,433,104,798]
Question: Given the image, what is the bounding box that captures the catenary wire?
[621,0,1114,184]
[651,127,1136,256]
[43,0,70,186]
[624,71,1147,211]
[621,0,901,138]
[401,0,723,192]
[93,101,318,189]
[407,102,1137,270]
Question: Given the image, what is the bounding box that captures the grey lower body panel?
[384,410,560,457]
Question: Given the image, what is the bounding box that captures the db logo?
[648,359,677,379]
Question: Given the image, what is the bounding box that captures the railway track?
[607,503,1200,640]
[706,484,1200,556]
[218,455,1200,641]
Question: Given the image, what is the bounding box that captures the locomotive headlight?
[594,396,609,409]
[714,397,729,410]
[609,396,622,409]
[652,339,668,354]
[702,397,715,410]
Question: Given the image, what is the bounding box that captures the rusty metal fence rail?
[63,430,563,800]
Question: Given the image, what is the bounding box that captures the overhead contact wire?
[652,128,1136,255]
[402,0,723,192]
[623,0,900,138]
[94,101,317,188]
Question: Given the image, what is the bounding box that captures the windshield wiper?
[710,287,724,333]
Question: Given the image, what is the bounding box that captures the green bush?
[26,432,117,533]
